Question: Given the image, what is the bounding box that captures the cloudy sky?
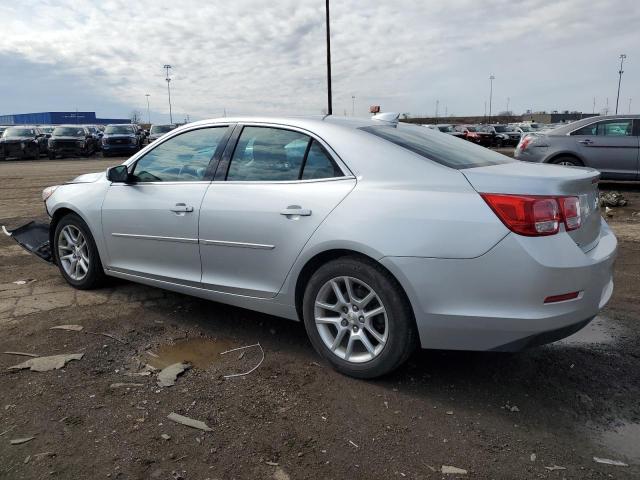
[0,0,638,122]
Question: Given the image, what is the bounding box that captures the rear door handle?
[578,139,594,145]
[280,205,312,217]
[170,203,194,213]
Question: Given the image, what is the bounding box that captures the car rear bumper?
[380,218,617,351]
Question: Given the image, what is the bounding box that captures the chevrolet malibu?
[8,115,616,378]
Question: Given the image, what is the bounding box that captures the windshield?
[493,125,509,133]
[437,125,454,132]
[360,124,514,169]
[53,127,85,137]
[150,125,174,134]
[519,126,531,132]
[465,126,477,132]
[105,125,133,134]
[4,128,35,137]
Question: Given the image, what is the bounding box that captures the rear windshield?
[105,125,133,134]
[53,127,85,136]
[360,124,514,169]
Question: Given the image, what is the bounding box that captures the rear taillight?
[481,194,581,237]
[519,135,532,151]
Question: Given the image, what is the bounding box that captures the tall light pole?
[351,95,355,116]
[325,0,332,115]
[615,54,627,115]
[506,97,510,114]
[164,64,173,124]
[488,74,495,121]
[145,94,151,125]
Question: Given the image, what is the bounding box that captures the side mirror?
[107,165,131,183]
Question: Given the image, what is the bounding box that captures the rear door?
[571,118,639,180]
[101,125,230,284]
[198,124,356,298]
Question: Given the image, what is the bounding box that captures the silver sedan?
[30,115,616,378]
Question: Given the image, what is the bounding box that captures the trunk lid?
[462,162,602,252]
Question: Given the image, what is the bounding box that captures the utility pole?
[164,64,173,124]
[351,95,355,116]
[435,100,439,119]
[506,97,510,114]
[483,101,487,121]
[615,54,627,115]
[145,94,151,125]
[325,0,332,115]
[488,74,495,121]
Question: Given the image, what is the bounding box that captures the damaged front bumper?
[2,221,54,263]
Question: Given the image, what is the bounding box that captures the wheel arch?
[545,151,584,165]
[293,249,417,332]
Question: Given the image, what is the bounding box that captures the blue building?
[0,111,130,125]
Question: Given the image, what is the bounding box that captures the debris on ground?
[273,467,290,480]
[8,353,84,372]
[86,331,127,344]
[348,440,359,448]
[605,206,614,217]
[530,453,537,462]
[0,425,16,436]
[441,465,467,474]
[265,461,279,466]
[10,436,35,445]
[167,412,212,431]
[110,383,144,389]
[220,343,264,378]
[12,279,34,285]
[593,456,629,467]
[600,191,628,208]
[161,434,171,441]
[157,362,191,387]
[50,324,83,332]
[544,465,566,471]
[3,351,39,357]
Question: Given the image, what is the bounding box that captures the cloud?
[0,0,638,119]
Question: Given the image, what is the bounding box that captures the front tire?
[302,256,416,379]
[53,214,106,290]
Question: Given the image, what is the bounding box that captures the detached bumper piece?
[2,221,54,263]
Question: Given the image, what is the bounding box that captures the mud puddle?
[145,337,234,369]
[596,422,640,464]
[557,315,623,346]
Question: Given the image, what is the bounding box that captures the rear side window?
[360,124,514,169]
[226,126,344,181]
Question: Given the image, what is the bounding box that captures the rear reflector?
[481,193,581,237]
[544,291,580,303]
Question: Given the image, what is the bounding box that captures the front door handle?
[578,139,594,145]
[280,205,312,217]
[170,203,194,213]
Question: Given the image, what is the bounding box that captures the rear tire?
[53,213,106,290]
[552,156,583,167]
[302,256,416,379]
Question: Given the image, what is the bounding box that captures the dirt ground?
[0,157,639,479]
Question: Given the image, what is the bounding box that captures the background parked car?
[84,125,103,150]
[148,124,177,143]
[515,115,639,180]
[101,124,141,157]
[48,125,98,159]
[478,124,521,147]
[0,126,48,159]
[454,125,493,146]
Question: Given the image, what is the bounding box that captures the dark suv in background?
[48,125,98,159]
[0,126,48,159]
[101,124,141,157]
[148,124,177,143]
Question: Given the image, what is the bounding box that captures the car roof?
[544,114,640,135]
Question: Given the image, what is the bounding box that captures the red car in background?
[454,125,493,147]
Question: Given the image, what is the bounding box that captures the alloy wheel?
[58,225,90,281]
[314,276,389,363]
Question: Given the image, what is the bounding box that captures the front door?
[101,125,230,284]
[571,118,639,179]
[199,125,356,298]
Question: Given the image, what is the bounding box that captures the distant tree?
[130,110,143,123]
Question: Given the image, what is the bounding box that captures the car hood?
[68,171,104,184]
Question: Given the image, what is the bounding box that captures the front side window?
[132,127,226,182]
[571,120,633,137]
[226,126,343,181]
